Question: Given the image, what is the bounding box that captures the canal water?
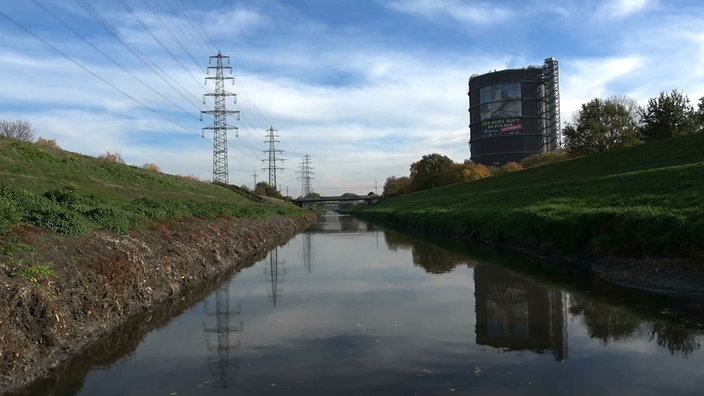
[16,214,704,395]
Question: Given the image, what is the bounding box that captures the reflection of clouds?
[72,219,704,396]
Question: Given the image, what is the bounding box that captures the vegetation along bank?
[0,136,313,393]
[349,133,704,299]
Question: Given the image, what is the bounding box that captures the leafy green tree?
[383,176,411,197]
[563,96,640,156]
[638,89,697,142]
[254,182,282,198]
[695,96,704,133]
[409,153,453,191]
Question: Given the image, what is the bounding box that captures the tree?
[0,119,35,141]
[409,153,453,191]
[383,176,411,197]
[695,96,704,133]
[563,96,640,156]
[638,89,697,142]
[254,182,282,198]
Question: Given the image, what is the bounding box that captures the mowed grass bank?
[351,133,704,258]
[0,137,305,236]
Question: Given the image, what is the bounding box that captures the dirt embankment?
[0,214,314,394]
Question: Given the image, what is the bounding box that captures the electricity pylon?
[262,126,284,189]
[201,52,240,184]
[297,154,314,197]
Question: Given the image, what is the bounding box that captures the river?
[14,213,704,395]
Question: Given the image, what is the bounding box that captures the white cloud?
[560,56,642,122]
[596,0,651,19]
[386,0,513,24]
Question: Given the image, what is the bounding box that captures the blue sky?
[1,0,703,196]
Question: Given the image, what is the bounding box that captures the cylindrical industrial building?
[468,58,560,166]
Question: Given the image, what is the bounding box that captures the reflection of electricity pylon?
[203,285,242,388]
[264,247,286,307]
[302,233,313,274]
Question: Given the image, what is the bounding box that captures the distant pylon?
[297,154,314,197]
[262,126,285,189]
[201,52,240,184]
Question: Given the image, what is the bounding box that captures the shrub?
[142,162,160,172]
[99,151,125,163]
[11,263,54,283]
[36,137,60,148]
[521,150,569,168]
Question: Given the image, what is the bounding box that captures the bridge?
[292,195,380,207]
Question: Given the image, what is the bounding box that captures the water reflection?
[8,214,704,395]
[202,285,242,388]
[302,233,313,274]
[264,247,286,306]
[570,294,701,356]
[474,263,568,361]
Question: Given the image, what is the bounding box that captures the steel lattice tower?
[297,154,314,197]
[201,52,239,184]
[262,126,284,189]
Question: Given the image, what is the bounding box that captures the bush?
[521,151,569,168]
[99,151,125,163]
[142,162,160,172]
[36,137,60,148]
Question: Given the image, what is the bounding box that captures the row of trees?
[563,89,704,156]
[384,89,703,198]
[383,153,534,197]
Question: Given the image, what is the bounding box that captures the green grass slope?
[352,133,704,258]
[0,137,304,235]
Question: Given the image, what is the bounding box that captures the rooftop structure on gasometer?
[468,57,561,166]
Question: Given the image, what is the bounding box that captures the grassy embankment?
[350,133,704,259]
[0,137,305,239]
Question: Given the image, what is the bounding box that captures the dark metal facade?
[468,58,560,166]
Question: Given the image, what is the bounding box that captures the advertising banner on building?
[479,83,522,136]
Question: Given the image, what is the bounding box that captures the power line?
[73,0,202,112]
[137,0,203,70]
[0,9,197,136]
[30,0,196,118]
[117,0,202,88]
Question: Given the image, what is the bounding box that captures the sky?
[1,0,703,196]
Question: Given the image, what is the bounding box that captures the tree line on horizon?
[3,88,703,200]
[382,89,704,198]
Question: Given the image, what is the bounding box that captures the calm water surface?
[20,214,704,395]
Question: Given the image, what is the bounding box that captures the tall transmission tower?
[201,52,240,184]
[297,154,314,197]
[262,126,285,189]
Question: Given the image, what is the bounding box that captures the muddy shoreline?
[0,214,314,394]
